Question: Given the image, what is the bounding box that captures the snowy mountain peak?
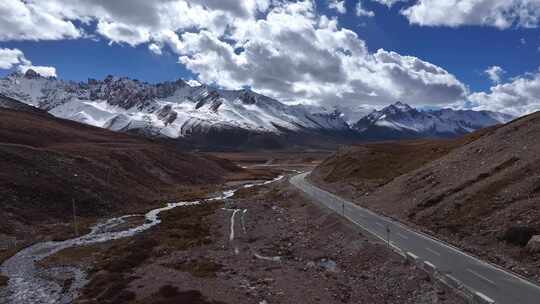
[0,72,514,146]
[389,101,413,112]
[353,103,514,139]
[0,73,350,140]
[380,102,416,117]
[23,69,42,79]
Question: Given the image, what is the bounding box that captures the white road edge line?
[426,247,441,256]
[292,172,540,293]
[467,269,497,286]
[424,261,436,271]
[397,232,409,240]
[345,216,402,253]
[293,173,540,303]
[474,291,496,304]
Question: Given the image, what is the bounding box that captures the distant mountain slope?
[0,71,351,148]
[310,128,493,195]
[0,93,49,116]
[0,103,245,243]
[311,112,540,281]
[0,71,513,148]
[353,102,513,140]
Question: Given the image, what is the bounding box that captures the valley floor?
[23,170,464,304]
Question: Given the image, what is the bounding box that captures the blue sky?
[325,0,540,92]
[0,37,195,83]
[0,0,539,115]
[1,0,538,92]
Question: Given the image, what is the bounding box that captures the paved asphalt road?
[290,172,540,304]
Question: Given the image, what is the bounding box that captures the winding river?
[0,175,284,304]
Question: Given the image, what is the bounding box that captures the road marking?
[344,216,402,253]
[296,173,540,289]
[474,291,495,304]
[397,232,409,240]
[423,261,437,274]
[467,269,497,286]
[376,222,385,228]
[292,173,540,300]
[425,247,441,256]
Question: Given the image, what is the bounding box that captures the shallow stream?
[0,175,283,303]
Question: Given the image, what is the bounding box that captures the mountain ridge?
[0,70,514,148]
[353,101,514,140]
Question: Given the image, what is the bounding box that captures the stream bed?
[0,175,283,304]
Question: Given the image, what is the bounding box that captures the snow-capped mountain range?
[0,70,514,147]
[0,70,349,138]
[353,102,514,139]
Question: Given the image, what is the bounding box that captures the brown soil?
[0,107,266,262]
[147,286,226,304]
[43,172,465,304]
[0,274,7,287]
[310,127,494,196]
[310,112,540,282]
[207,151,332,166]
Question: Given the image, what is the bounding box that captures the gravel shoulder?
[309,114,540,284]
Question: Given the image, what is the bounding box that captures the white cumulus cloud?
[0,0,470,109]
[328,0,347,14]
[485,66,505,84]
[0,48,29,69]
[0,0,81,41]
[402,0,540,29]
[468,70,540,116]
[18,65,57,78]
[371,0,405,7]
[356,1,375,17]
[170,1,466,107]
[148,43,162,55]
[0,47,56,77]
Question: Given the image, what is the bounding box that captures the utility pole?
[386,225,391,249]
[342,201,345,217]
[72,198,79,236]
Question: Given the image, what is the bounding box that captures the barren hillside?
[311,113,540,281]
[0,103,250,247]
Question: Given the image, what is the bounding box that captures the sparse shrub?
[0,274,8,286]
[103,236,158,273]
[501,226,537,247]
[168,259,222,278]
[158,285,180,298]
[116,290,136,303]
[152,289,227,304]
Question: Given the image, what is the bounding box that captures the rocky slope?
[0,71,353,149]
[0,93,49,115]
[0,71,512,148]
[35,171,464,304]
[0,101,251,249]
[311,112,540,281]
